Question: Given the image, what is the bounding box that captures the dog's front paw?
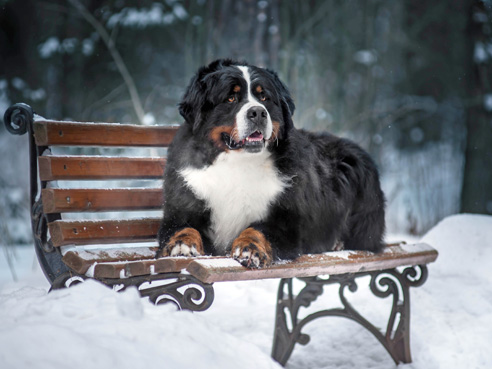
[164,241,201,257]
[157,228,204,258]
[231,228,272,268]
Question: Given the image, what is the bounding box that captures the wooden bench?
[3,103,438,366]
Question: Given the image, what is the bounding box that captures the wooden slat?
[48,218,160,247]
[62,246,212,278]
[42,188,163,213]
[34,120,179,147]
[185,243,439,283]
[91,258,202,279]
[39,156,166,181]
[62,246,159,274]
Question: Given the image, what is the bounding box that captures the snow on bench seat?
[62,246,204,279]
[186,243,438,283]
[62,243,437,282]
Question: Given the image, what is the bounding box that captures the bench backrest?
[4,103,439,286]
[34,119,178,250]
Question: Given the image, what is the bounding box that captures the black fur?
[158,59,385,260]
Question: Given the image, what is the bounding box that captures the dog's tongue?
[248,131,264,141]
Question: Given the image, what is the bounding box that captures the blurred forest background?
[1,0,492,246]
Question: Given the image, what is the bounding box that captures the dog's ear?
[280,97,295,134]
[179,60,233,133]
[266,68,295,117]
[266,68,295,134]
[178,72,206,132]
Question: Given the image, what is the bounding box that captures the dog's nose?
[246,106,267,127]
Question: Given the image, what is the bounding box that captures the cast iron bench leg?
[53,272,215,312]
[271,265,429,366]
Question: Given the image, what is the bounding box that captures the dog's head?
[179,59,295,153]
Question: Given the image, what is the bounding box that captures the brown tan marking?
[231,227,273,268]
[269,121,281,142]
[158,227,204,257]
[209,124,240,150]
[255,85,263,93]
[233,85,241,93]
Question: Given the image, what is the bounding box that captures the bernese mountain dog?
[157,59,385,268]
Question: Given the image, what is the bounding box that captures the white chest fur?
[178,150,288,253]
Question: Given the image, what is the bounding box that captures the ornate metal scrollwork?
[402,264,428,287]
[100,273,215,312]
[3,102,33,135]
[272,265,429,366]
[4,103,70,284]
[138,273,215,311]
[50,272,86,290]
[51,272,215,312]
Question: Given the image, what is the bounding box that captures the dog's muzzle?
[226,104,272,153]
[246,106,268,129]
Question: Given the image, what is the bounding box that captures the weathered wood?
[185,243,439,283]
[39,156,166,180]
[92,259,158,279]
[60,243,438,281]
[91,258,201,279]
[48,218,161,247]
[62,246,159,274]
[34,120,178,147]
[42,188,163,213]
[62,247,211,278]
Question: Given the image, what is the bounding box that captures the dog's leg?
[231,227,273,268]
[156,227,204,258]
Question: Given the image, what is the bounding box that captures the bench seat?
[62,242,437,282]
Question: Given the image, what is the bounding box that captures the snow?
[474,42,488,62]
[37,37,79,58]
[107,3,188,29]
[383,141,464,234]
[325,250,359,260]
[192,258,242,268]
[85,262,97,278]
[484,93,492,112]
[38,37,60,58]
[354,50,378,65]
[1,214,491,369]
[62,247,157,259]
[384,242,431,254]
[474,41,492,63]
[142,112,156,125]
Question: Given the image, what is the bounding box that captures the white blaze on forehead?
[237,66,255,102]
[235,65,273,140]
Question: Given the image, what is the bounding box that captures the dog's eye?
[260,94,267,102]
[227,95,236,103]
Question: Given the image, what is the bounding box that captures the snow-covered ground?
[0,214,491,369]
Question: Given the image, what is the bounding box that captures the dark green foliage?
[1,0,491,234]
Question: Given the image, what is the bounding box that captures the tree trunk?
[461,1,492,215]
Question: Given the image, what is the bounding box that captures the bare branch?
[68,0,146,124]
